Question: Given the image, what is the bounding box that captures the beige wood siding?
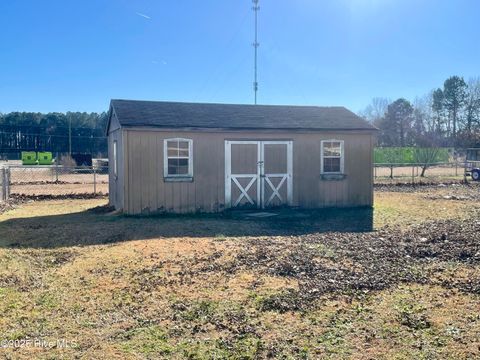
[120,129,374,214]
[108,109,121,133]
[231,143,258,174]
[264,144,288,174]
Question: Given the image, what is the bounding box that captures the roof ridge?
[111,99,349,110]
[109,99,378,132]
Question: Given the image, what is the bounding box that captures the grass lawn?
[0,184,479,359]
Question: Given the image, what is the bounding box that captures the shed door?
[225,140,292,209]
[225,141,260,208]
[262,141,293,208]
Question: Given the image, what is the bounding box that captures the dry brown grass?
[374,190,475,228]
[0,186,479,359]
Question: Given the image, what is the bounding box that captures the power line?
[0,131,106,139]
[0,124,105,131]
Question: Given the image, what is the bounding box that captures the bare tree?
[361,75,480,149]
[412,95,433,138]
[464,77,480,134]
[358,97,390,123]
[414,147,440,177]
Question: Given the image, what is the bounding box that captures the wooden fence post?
[93,167,97,195]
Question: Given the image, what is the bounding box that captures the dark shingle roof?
[110,99,377,131]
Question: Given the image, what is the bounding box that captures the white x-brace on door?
[225,140,293,209]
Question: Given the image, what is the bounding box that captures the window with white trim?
[164,138,193,177]
[113,140,118,178]
[321,140,344,173]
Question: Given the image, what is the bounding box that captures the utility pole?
[252,0,259,105]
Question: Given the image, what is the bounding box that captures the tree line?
[0,111,108,159]
[360,76,480,149]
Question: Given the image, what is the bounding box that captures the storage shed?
[107,100,377,214]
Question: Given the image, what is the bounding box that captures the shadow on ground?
[0,206,373,249]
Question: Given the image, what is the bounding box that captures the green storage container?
[22,151,37,165]
[37,151,53,165]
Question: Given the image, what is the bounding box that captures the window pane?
[168,158,189,175]
[167,140,179,157]
[324,157,340,173]
[323,142,341,157]
[178,141,189,157]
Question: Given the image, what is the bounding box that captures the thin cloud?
[136,12,151,20]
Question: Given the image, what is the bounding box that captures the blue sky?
[1,0,479,114]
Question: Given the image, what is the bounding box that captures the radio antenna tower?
[252,0,260,104]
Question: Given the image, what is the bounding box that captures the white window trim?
[163,138,193,178]
[113,140,118,179]
[321,139,344,174]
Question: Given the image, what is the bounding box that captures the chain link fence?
[0,162,471,201]
[0,165,108,199]
[374,162,467,183]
